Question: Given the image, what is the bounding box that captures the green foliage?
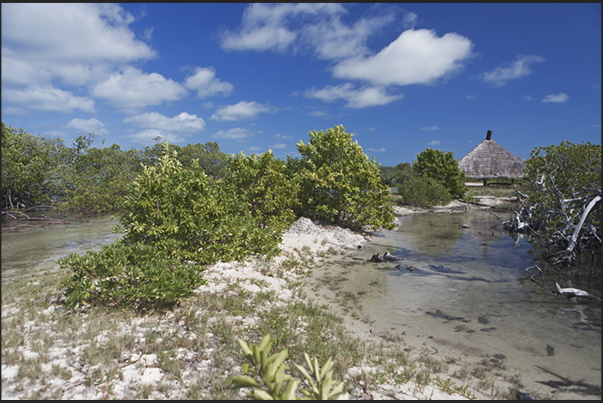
[392,163,416,187]
[293,125,395,231]
[58,241,205,308]
[231,334,349,400]
[224,150,297,232]
[413,148,466,198]
[119,142,282,264]
[527,140,601,206]
[1,122,65,208]
[178,142,228,179]
[525,140,601,239]
[397,175,452,207]
[56,142,140,214]
[378,166,398,187]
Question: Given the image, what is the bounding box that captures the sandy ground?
[2,216,496,400]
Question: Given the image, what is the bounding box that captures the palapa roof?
[458,131,526,179]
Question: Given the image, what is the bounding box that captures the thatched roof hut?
[458,130,526,185]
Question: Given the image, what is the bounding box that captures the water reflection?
[400,214,464,255]
[1,212,122,283]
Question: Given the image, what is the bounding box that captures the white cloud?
[270,143,287,149]
[332,29,474,86]
[1,3,155,87]
[247,146,262,152]
[210,101,273,121]
[91,67,187,108]
[213,127,255,140]
[66,118,108,135]
[273,133,293,140]
[124,111,205,133]
[367,147,386,152]
[427,140,441,146]
[302,12,395,61]
[2,86,95,113]
[304,83,402,108]
[542,93,569,103]
[131,129,186,145]
[220,3,345,53]
[480,54,544,87]
[184,67,234,98]
[421,126,440,131]
[402,12,418,29]
[523,95,533,101]
[465,94,477,99]
[590,124,601,128]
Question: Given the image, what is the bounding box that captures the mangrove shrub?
[119,142,282,263]
[413,148,466,198]
[293,125,395,231]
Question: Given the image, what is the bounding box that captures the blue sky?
[2,3,601,166]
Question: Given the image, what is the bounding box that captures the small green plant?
[231,334,349,400]
[59,241,205,308]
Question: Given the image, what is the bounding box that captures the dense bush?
[413,148,466,198]
[223,150,297,232]
[397,175,452,207]
[292,125,395,231]
[119,143,283,264]
[1,122,65,208]
[59,241,205,308]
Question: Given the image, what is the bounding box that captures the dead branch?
[554,282,601,301]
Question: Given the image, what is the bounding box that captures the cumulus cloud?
[480,54,544,87]
[367,147,386,152]
[332,29,474,86]
[210,101,273,121]
[270,143,287,149]
[273,133,293,140]
[421,126,440,131]
[184,67,234,98]
[304,83,402,108]
[213,127,255,140]
[91,67,187,108]
[541,93,569,103]
[66,117,108,134]
[2,86,95,113]
[123,111,205,132]
[1,3,155,87]
[220,3,346,53]
[427,140,441,146]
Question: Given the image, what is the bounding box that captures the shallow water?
[1,213,123,283]
[313,210,601,399]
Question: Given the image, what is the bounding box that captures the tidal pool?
[310,210,601,399]
[1,213,123,283]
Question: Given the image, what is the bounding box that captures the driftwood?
[528,269,600,302]
[554,282,601,301]
[1,211,72,232]
[503,188,601,268]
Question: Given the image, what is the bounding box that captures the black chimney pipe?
[486,130,492,140]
